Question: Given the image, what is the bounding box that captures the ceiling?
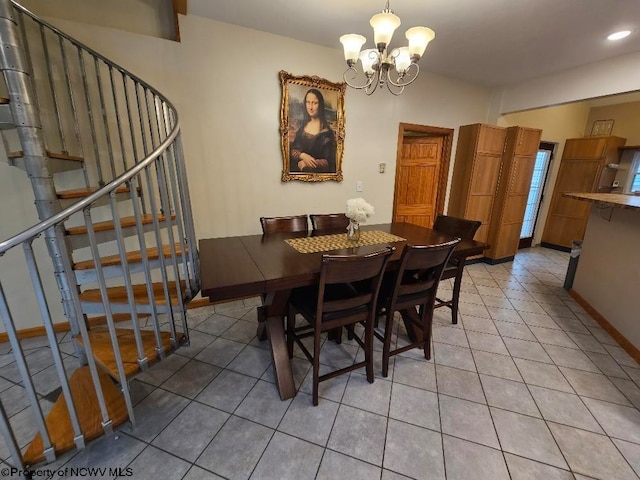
[188,0,640,87]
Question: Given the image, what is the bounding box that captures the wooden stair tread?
[0,97,9,104]
[76,327,179,379]
[74,243,186,270]
[57,185,136,200]
[78,280,187,306]
[65,213,174,236]
[8,150,84,162]
[22,366,128,466]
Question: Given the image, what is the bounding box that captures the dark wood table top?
[200,222,489,302]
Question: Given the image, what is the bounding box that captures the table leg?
[400,307,421,342]
[257,290,295,400]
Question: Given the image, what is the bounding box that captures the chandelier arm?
[342,66,377,90]
[385,80,405,96]
[365,76,380,95]
[386,63,420,88]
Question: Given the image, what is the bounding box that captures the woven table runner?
[285,230,406,254]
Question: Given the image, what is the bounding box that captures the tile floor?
[1,247,640,479]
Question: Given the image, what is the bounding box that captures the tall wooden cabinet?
[448,124,507,245]
[541,136,626,249]
[485,126,542,261]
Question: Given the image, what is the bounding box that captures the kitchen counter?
[564,192,640,209]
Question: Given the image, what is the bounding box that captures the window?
[627,152,640,193]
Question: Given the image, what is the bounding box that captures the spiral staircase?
[0,1,199,474]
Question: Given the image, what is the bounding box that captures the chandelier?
[339,1,435,95]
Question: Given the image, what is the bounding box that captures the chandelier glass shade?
[339,1,435,95]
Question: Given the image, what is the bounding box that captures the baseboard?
[0,298,216,343]
[482,255,515,265]
[541,242,571,253]
[569,289,640,364]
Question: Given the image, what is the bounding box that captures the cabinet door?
[466,153,502,243]
[477,125,507,154]
[514,128,542,156]
[542,158,601,247]
[562,138,607,160]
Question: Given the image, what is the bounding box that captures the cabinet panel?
[541,136,626,249]
[514,128,542,156]
[562,138,607,160]
[510,156,537,196]
[469,154,502,195]
[478,125,508,154]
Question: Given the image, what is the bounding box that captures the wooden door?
[393,136,443,228]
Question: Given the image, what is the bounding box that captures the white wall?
[573,207,640,349]
[19,0,176,40]
[495,51,640,114]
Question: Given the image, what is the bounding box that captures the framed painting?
[279,71,345,182]
[591,119,614,136]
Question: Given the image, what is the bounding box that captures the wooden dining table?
[199,222,488,400]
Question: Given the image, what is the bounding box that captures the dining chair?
[260,215,308,234]
[309,213,350,231]
[432,214,482,324]
[374,239,460,377]
[287,247,394,405]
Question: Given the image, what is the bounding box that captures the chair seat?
[290,284,368,323]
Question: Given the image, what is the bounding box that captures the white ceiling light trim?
[607,30,631,41]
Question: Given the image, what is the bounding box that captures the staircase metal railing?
[0,1,199,473]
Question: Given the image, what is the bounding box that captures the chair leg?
[422,306,434,361]
[381,311,394,378]
[286,305,296,359]
[451,264,465,324]
[364,319,374,384]
[312,326,321,406]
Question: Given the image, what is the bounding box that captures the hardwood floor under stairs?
[76,327,183,379]
[22,366,129,466]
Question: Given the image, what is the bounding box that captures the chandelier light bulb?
[339,34,367,63]
[359,49,378,75]
[394,47,412,74]
[405,26,435,60]
[370,11,401,49]
[339,1,435,95]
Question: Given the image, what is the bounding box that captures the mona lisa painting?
[279,71,345,182]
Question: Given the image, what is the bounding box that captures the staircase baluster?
[108,190,148,372]
[82,208,136,426]
[77,46,105,186]
[160,102,191,298]
[108,65,128,174]
[0,397,26,476]
[38,24,65,153]
[155,150,184,342]
[0,284,56,463]
[128,173,165,359]
[23,241,85,451]
[58,36,89,188]
[122,73,147,214]
[94,58,116,180]
[173,133,200,285]
[143,162,179,348]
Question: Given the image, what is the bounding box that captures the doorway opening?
[519,141,555,249]
[392,123,454,228]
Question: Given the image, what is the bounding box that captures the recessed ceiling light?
[607,30,631,41]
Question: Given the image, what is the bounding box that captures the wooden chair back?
[260,215,308,234]
[433,214,481,240]
[310,213,350,231]
[386,240,460,314]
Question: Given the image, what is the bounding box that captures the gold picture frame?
[279,71,345,182]
[591,119,615,137]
